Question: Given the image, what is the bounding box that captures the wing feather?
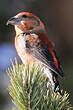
[28,44,64,77]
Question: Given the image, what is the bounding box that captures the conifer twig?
[7,59,73,110]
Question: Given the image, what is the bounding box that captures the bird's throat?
[15,25,23,35]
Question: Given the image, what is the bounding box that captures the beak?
[6,17,18,25]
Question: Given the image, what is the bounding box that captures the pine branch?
[7,59,73,110]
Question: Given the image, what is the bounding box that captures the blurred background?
[0,0,73,109]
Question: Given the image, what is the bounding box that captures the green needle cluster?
[7,59,72,110]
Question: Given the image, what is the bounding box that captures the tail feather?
[53,73,62,95]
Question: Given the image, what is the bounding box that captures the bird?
[7,12,64,94]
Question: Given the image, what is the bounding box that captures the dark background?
[0,0,73,110]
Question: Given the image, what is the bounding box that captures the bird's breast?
[15,34,26,54]
[15,34,37,64]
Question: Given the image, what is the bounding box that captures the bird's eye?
[22,15,28,18]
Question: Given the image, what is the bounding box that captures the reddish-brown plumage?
[17,12,40,20]
[39,32,59,69]
[39,32,54,49]
[7,12,64,94]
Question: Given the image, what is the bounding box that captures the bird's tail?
[53,73,62,95]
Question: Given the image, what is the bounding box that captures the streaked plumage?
[7,12,64,93]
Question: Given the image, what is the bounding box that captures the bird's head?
[7,12,45,35]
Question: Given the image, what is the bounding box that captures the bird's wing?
[29,43,64,77]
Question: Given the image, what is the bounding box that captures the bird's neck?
[15,25,46,37]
